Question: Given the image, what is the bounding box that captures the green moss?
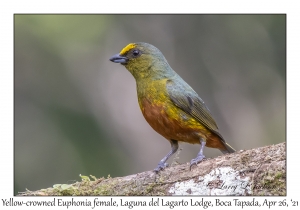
[253,166,286,196]
[93,184,111,195]
[275,172,283,179]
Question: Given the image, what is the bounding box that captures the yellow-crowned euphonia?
[110,42,235,172]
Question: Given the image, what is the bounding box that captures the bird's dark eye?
[132,49,140,57]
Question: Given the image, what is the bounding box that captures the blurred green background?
[14,15,285,195]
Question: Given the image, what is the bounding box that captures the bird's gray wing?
[166,79,224,140]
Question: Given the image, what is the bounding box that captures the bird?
[109,42,235,172]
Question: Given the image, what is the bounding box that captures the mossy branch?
[19,142,286,196]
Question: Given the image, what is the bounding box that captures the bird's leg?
[154,139,178,173]
[190,138,206,170]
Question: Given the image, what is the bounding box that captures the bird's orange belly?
[140,98,227,150]
[140,98,210,144]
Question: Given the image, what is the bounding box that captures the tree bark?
[19,142,286,196]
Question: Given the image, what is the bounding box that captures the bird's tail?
[220,142,236,154]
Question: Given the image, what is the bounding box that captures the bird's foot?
[189,154,205,170]
[153,162,169,173]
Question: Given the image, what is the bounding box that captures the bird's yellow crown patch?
[120,43,136,55]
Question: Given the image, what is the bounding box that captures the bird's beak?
[109,54,128,64]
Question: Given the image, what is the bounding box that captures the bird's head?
[109,42,175,80]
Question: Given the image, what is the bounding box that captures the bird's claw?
[189,154,205,170]
[189,159,198,170]
[154,162,169,173]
